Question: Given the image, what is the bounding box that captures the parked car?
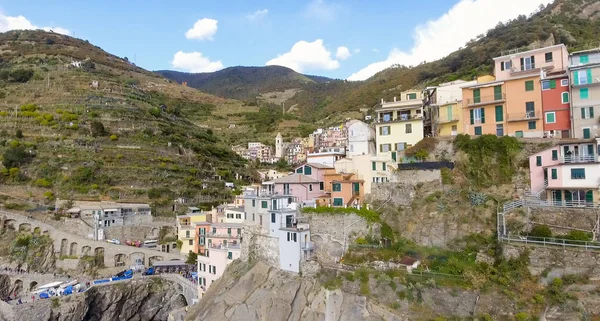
[106,239,121,245]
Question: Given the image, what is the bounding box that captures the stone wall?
[40,217,167,241]
[368,169,442,206]
[240,224,280,268]
[504,244,600,278]
[529,207,599,234]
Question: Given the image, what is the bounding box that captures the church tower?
[275,132,283,158]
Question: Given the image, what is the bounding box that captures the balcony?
[302,241,314,251]
[572,77,600,88]
[437,114,460,124]
[376,114,423,123]
[507,111,541,122]
[280,217,310,231]
[465,94,505,107]
[558,155,600,164]
[570,55,600,68]
[207,243,241,250]
[207,232,241,238]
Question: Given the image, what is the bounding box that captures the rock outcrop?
[1,278,186,321]
[185,261,405,321]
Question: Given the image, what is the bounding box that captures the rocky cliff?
[1,278,186,321]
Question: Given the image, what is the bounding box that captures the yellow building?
[437,102,462,136]
[461,75,507,136]
[177,208,207,255]
[374,90,424,158]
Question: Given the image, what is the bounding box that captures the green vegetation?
[302,206,394,240]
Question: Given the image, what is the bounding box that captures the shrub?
[20,104,37,112]
[15,129,23,138]
[529,225,552,238]
[10,69,34,83]
[564,230,591,242]
[43,191,55,200]
[34,178,52,188]
[110,134,118,141]
[515,312,530,321]
[2,145,32,168]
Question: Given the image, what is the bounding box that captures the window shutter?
[480,108,485,124]
[470,109,474,125]
[551,150,558,160]
[495,106,503,122]
[590,107,595,118]
[587,69,593,84]
[550,80,556,89]
[574,71,579,85]
[531,56,535,65]
[520,57,524,68]
[500,62,504,71]
[379,127,382,135]
[581,107,586,119]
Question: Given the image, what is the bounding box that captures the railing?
[501,235,600,250]
[280,220,310,231]
[511,63,538,72]
[207,232,241,238]
[572,77,600,87]
[465,93,505,106]
[376,114,422,123]
[500,45,544,57]
[507,111,540,122]
[302,241,314,250]
[437,114,460,123]
[207,243,241,250]
[559,155,599,163]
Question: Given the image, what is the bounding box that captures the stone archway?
[150,228,159,238]
[3,219,16,230]
[175,293,188,306]
[81,246,91,256]
[29,281,38,291]
[94,247,105,267]
[129,252,145,266]
[60,239,68,256]
[115,254,127,267]
[18,223,31,232]
[69,242,78,256]
[33,227,41,235]
[148,256,164,266]
[11,280,23,297]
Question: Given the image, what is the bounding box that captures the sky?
[1,0,553,81]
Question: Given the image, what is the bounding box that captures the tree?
[529,225,552,238]
[9,69,34,83]
[81,60,96,72]
[185,251,197,265]
[90,120,106,137]
[2,145,32,169]
[15,129,23,139]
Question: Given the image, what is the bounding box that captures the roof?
[272,174,319,184]
[461,80,504,89]
[225,207,245,212]
[399,256,419,266]
[306,163,334,169]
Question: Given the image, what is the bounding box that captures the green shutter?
[581,107,586,119]
[528,121,536,130]
[474,126,482,136]
[495,106,503,122]
[549,79,556,89]
[586,191,594,203]
[494,85,502,100]
[574,71,579,85]
[391,151,397,162]
[565,190,572,202]
[590,107,595,118]
[470,109,474,125]
[552,150,558,160]
[551,168,557,179]
[525,80,534,91]
[562,92,569,103]
[372,162,376,170]
[382,162,386,170]
[581,88,589,100]
[580,55,589,64]
[588,144,594,156]
[473,89,480,103]
[583,128,591,139]
[587,69,593,84]
[480,108,485,124]
[536,156,542,166]
[304,166,312,175]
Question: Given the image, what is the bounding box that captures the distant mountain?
[156,66,335,101]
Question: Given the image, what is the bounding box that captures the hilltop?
[0,30,253,212]
[156,66,335,101]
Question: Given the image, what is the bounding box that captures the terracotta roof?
[399,256,419,266]
[272,174,319,184]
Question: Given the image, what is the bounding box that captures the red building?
[540,72,571,138]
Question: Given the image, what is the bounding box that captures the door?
[496,124,504,136]
[543,169,548,181]
[352,182,360,195]
[586,190,594,205]
[473,89,481,104]
[447,106,452,121]
[451,125,457,136]
[552,190,562,205]
[572,190,585,205]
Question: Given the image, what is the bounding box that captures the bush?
[9,69,34,83]
[34,178,52,188]
[2,145,33,168]
[110,134,118,141]
[19,104,37,112]
[15,129,23,138]
[529,225,552,238]
[514,312,530,321]
[564,230,591,242]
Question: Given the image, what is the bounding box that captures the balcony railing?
[376,114,422,123]
[207,232,241,238]
[437,114,460,124]
[572,77,600,87]
[465,94,505,106]
[570,55,600,67]
[559,155,600,163]
[302,241,314,250]
[207,243,241,250]
[511,63,538,72]
[507,111,540,122]
[280,217,310,231]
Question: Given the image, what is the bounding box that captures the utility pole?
[282,103,285,114]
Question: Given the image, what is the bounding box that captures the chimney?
[393,96,397,102]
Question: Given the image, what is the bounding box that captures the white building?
[278,217,311,273]
[306,148,346,167]
[334,154,396,194]
[346,120,375,156]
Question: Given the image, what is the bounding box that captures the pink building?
[272,174,324,203]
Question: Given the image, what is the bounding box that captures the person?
[17,298,22,305]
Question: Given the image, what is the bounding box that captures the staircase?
[524,179,548,201]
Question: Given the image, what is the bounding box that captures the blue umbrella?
[39,292,49,299]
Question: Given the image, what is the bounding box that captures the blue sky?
[1,0,552,80]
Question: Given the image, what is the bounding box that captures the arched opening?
[150,228,159,238]
[327,241,343,258]
[94,247,105,267]
[69,242,78,256]
[29,281,38,291]
[81,245,91,256]
[18,223,31,232]
[60,239,69,256]
[11,280,23,297]
[115,254,127,267]
[129,252,145,266]
[148,256,163,266]
[33,227,41,235]
[175,293,188,306]
[3,219,16,230]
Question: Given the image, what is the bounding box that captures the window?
[236,213,241,219]
[405,123,412,133]
[583,127,591,139]
[200,237,205,245]
[379,144,391,152]
[372,162,376,170]
[580,88,589,100]
[578,70,589,85]
[227,252,233,259]
[309,184,313,191]
[500,60,512,71]
[520,55,535,70]
[473,88,481,103]
[545,112,556,124]
[496,124,504,136]
[271,213,276,223]
[319,182,324,190]
[552,150,558,161]
[296,168,302,174]
[528,121,536,130]
[333,198,343,206]
[407,93,417,100]
[189,240,193,245]
[227,228,231,235]
[252,200,256,207]
[525,102,535,117]
[494,85,503,100]
[261,201,267,208]
[581,107,594,119]
[536,156,542,166]
[525,80,534,91]
[380,126,391,135]
[561,92,569,104]
[382,162,387,171]
[259,215,262,225]
[561,79,569,87]
[515,131,524,138]
[252,213,255,221]
[545,52,553,62]
[304,166,312,175]
[571,168,586,179]
[212,227,216,234]
[474,126,482,136]
[396,142,405,151]
[470,108,485,124]
[551,168,557,180]
[186,231,190,238]
[541,80,550,90]
[332,183,342,192]
[495,105,503,122]
[580,55,589,64]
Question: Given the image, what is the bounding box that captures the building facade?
[570,48,600,139]
[176,211,207,255]
[346,120,374,156]
[375,90,424,157]
[541,72,571,138]
[461,75,506,136]
[431,80,477,136]
[334,154,395,195]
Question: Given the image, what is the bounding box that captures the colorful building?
[346,120,375,156]
[494,44,568,137]
[322,172,365,207]
[540,72,571,138]
[374,90,424,157]
[176,209,207,255]
[431,80,477,136]
[570,48,600,139]
[461,75,506,136]
[334,154,395,194]
[529,138,600,205]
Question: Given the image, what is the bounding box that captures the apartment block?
[428,80,477,136]
[461,75,506,136]
[541,72,571,138]
[570,48,600,139]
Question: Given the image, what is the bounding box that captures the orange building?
[461,75,507,136]
[323,172,365,207]
[540,73,570,137]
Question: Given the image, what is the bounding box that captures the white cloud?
[247,9,268,21]
[185,18,218,41]
[305,0,338,21]
[0,13,71,35]
[171,51,224,73]
[354,48,361,54]
[336,46,351,60]
[372,48,379,53]
[266,39,340,73]
[348,0,553,81]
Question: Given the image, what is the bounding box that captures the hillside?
[156,66,335,101]
[0,30,253,212]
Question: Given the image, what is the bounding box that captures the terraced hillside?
[0,30,253,211]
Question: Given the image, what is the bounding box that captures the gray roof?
[273,174,319,184]
[306,163,333,169]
